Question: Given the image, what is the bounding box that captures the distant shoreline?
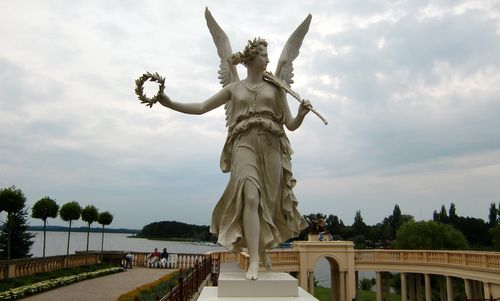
[28,225,140,234]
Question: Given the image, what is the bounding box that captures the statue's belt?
[228,114,284,141]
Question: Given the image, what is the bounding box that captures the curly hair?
[229,38,268,66]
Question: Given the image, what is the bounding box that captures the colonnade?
[372,271,489,301]
[303,269,491,301]
[291,242,500,301]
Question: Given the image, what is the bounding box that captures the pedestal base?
[218,272,298,297]
[198,270,318,301]
[198,287,318,301]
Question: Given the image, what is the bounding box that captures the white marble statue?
[157,8,314,280]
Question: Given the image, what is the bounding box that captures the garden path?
[23,267,175,301]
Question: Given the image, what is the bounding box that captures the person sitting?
[161,247,168,260]
[147,248,161,268]
[160,248,169,268]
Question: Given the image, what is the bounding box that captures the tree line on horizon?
[0,186,114,271]
[301,202,500,250]
[138,202,500,251]
[137,220,212,242]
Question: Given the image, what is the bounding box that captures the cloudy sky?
[1,0,499,230]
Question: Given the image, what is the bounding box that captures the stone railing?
[0,252,100,280]
[208,248,500,276]
[209,251,238,264]
[103,251,213,269]
[235,250,300,271]
[0,251,215,280]
[354,250,500,271]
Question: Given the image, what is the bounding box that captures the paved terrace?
[23,267,175,301]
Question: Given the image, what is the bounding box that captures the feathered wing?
[205,7,239,128]
[205,7,239,87]
[275,14,312,87]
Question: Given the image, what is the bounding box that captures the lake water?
[29,231,225,257]
[30,231,371,288]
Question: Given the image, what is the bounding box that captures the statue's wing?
[275,14,312,87]
[205,7,239,87]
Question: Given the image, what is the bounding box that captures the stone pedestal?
[198,271,318,301]
[219,272,298,297]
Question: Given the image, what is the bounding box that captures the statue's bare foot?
[262,253,272,271]
[246,261,259,280]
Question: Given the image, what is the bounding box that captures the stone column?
[299,271,308,291]
[483,282,491,300]
[376,272,382,301]
[308,271,315,295]
[464,279,472,300]
[439,277,446,301]
[401,273,408,301]
[339,271,346,301]
[424,274,431,301]
[446,276,453,301]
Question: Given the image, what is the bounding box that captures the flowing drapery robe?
[210,81,308,254]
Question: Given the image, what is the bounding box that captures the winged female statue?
[154,8,317,280]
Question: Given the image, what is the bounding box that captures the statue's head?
[230,38,268,66]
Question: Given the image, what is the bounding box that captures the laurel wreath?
[135,72,165,108]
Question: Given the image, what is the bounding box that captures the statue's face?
[249,46,269,72]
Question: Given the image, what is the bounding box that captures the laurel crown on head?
[230,37,268,66]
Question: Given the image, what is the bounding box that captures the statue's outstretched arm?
[158,85,231,115]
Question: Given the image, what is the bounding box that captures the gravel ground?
[22,267,175,301]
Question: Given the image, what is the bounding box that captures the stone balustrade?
[355,249,500,270]
[0,253,100,280]
[0,251,212,280]
[212,248,500,275]
[100,251,212,270]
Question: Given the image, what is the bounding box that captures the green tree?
[448,203,458,225]
[488,203,498,226]
[360,278,374,291]
[31,196,59,258]
[97,211,113,259]
[490,225,500,251]
[393,221,468,250]
[326,214,345,238]
[352,210,368,237]
[454,216,489,247]
[0,208,35,259]
[390,205,403,233]
[0,186,34,278]
[81,205,99,263]
[59,201,82,258]
[433,205,449,224]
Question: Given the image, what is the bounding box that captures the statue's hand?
[158,93,173,108]
[299,99,312,116]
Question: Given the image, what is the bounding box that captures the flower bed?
[117,269,180,301]
[0,267,123,300]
